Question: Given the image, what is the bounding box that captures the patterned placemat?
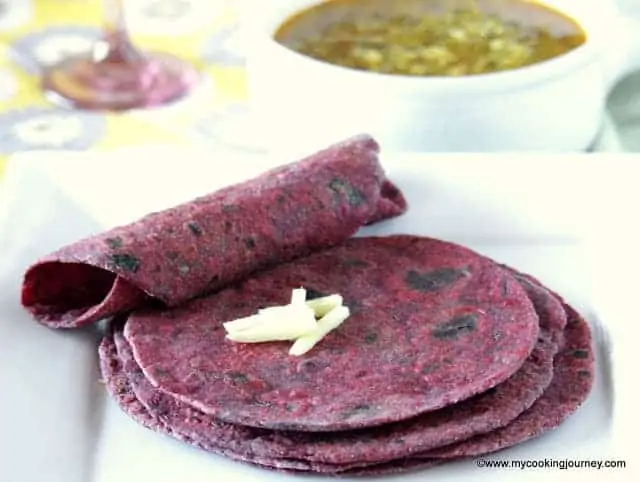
[0,0,249,178]
[0,0,635,181]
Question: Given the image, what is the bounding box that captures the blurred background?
[0,0,639,176]
[606,0,640,151]
[0,0,251,172]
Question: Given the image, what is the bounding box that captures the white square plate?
[0,148,637,482]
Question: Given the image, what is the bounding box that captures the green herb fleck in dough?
[222,204,240,213]
[577,370,591,378]
[328,177,366,207]
[244,237,256,249]
[248,395,273,408]
[166,251,179,261]
[568,315,581,326]
[187,222,203,236]
[107,253,140,273]
[501,277,510,296]
[227,372,249,384]
[343,403,373,419]
[396,355,412,365]
[421,363,439,375]
[571,349,589,359]
[342,258,369,268]
[153,366,169,379]
[297,358,329,373]
[421,359,451,374]
[364,332,378,344]
[105,236,123,249]
[432,313,479,340]
[406,267,468,293]
[170,327,184,341]
[276,195,286,205]
[200,369,222,383]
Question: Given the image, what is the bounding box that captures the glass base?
[42,51,200,111]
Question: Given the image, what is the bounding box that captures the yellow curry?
[274,0,586,76]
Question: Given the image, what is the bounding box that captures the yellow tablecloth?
[0,0,250,179]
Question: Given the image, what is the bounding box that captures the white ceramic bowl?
[242,0,640,152]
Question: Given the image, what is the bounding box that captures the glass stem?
[94,0,144,63]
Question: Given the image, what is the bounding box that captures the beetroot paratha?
[107,265,563,466]
[22,134,406,328]
[123,236,540,431]
[101,336,440,476]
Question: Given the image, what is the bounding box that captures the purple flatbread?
[424,303,594,459]
[123,236,540,432]
[99,266,563,470]
[22,134,407,328]
[99,335,324,472]
[100,334,439,476]
[264,299,593,473]
[113,329,554,468]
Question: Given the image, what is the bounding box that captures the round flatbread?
[124,236,540,431]
[108,268,562,467]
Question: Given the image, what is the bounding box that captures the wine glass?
[41,0,200,111]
